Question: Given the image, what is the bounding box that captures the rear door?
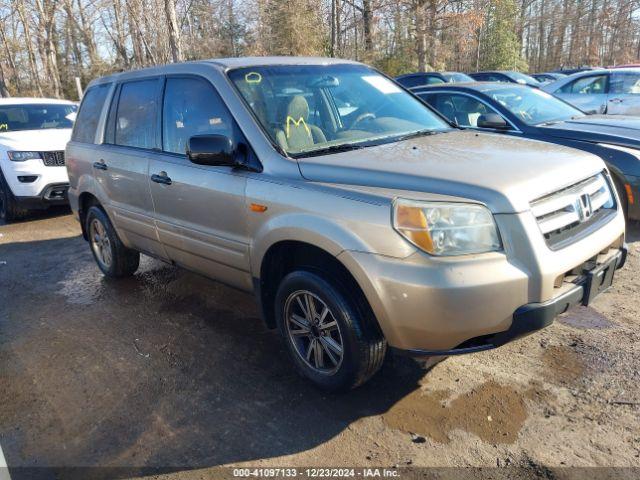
[555,73,609,114]
[148,75,251,290]
[607,71,640,115]
[98,77,168,259]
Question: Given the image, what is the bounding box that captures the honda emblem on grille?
[576,193,593,222]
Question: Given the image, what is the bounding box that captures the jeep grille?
[41,151,65,167]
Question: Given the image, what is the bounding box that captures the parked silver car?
[66,57,626,391]
[543,68,640,115]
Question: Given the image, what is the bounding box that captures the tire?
[85,205,140,278]
[0,170,29,223]
[612,176,629,221]
[275,270,387,391]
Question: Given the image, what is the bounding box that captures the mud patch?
[383,381,531,444]
[541,345,586,384]
[558,306,614,330]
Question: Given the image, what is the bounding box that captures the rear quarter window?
[72,84,110,143]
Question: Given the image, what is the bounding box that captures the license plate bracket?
[582,255,617,306]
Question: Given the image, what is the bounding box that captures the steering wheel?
[351,112,376,129]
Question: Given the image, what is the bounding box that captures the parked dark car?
[531,72,566,84]
[395,72,447,89]
[414,82,640,220]
[441,72,475,83]
[468,71,542,88]
[552,67,600,75]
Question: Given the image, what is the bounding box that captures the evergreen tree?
[480,0,528,71]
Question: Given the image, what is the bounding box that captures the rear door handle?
[93,160,107,170]
[151,172,172,185]
[609,98,623,103]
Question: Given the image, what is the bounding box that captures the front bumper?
[338,209,626,354]
[393,245,626,357]
[15,182,70,209]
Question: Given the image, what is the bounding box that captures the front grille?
[41,151,65,166]
[531,172,616,250]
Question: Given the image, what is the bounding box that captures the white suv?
[0,98,77,221]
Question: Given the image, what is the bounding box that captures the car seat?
[275,95,326,152]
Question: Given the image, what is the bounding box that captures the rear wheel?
[86,205,140,278]
[0,170,28,223]
[275,270,386,391]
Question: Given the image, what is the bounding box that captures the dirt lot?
[1,209,639,479]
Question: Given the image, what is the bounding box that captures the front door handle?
[151,172,172,185]
[93,160,107,170]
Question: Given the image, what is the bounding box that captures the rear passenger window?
[115,79,159,149]
[162,77,234,155]
[72,84,110,143]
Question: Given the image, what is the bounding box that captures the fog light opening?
[17,175,38,183]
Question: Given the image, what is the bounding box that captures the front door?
[556,74,609,114]
[607,71,640,115]
[97,77,167,259]
[148,76,251,290]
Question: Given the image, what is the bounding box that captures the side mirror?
[187,134,237,167]
[476,113,510,130]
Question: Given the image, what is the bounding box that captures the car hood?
[0,129,73,151]
[539,115,640,148]
[297,130,605,214]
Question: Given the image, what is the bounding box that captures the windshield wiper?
[393,129,443,142]
[294,143,367,158]
[537,119,565,126]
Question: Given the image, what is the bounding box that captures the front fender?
[250,212,374,277]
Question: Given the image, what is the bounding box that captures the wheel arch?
[78,192,102,240]
[257,239,379,334]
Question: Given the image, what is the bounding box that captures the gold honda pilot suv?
[66,57,627,391]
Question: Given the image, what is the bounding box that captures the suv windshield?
[0,104,77,132]
[228,64,450,157]
[486,86,584,125]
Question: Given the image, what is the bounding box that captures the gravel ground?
[0,209,638,479]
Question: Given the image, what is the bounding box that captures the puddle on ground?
[383,381,533,444]
[56,256,175,305]
[541,345,586,384]
[558,306,614,330]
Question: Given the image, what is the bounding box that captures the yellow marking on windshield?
[286,116,311,138]
[245,72,262,84]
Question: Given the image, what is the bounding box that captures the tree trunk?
[165,0,183,63]
[15,0,44,96]
[362,0,373,59]
[414,0,428,71]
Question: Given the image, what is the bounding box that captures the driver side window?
[162,77,234,155]
[560,75,607,94]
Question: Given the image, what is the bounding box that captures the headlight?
[393,199,502,256]
[7,151,41,162]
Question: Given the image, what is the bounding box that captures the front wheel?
[275,270,386,391]
[0,171,28,222]
[85,206,140,278]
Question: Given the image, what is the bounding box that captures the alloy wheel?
[284,290,344,375]
[89,218,113,269]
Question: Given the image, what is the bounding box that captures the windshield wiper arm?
[295,143,366,158]
[394,129,443,142]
